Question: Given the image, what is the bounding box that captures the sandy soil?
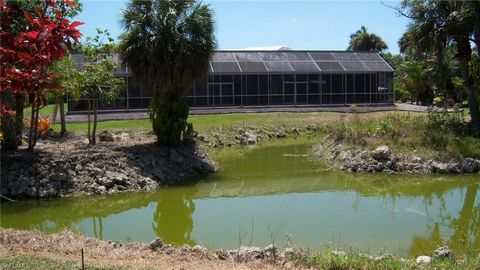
[0,228,290,270]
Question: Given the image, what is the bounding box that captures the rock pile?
[316,139,480,175]
[1,133,216,199]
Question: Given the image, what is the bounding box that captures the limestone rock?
[434,246,453,258]
[432,161,449,173]
[461,158,479,173]
[216,249,230,260]
[263,244,277,258]
[372,145,392,162]
[283,248,295,259]
[149,238,164,251]
[332,250,347,257]
[416,256,432,264]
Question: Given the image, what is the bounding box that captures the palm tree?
[118,0,216,145]
[401,60,430,105]
[347,26,388,52]
[399,0,480,131]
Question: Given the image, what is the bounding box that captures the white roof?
[228,45,291,51]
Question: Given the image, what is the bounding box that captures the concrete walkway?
[58,103,428,123]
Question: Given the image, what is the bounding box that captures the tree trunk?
[87,100,92,144]
[92,100,97,145]
[59,95,67,136]
[1,90,18,150]
[15,93,24,143]
[52,97,58,124]
[28,94,36,151]
[28,97,40,151]
[473,2,480,56]
[454,35,480,132]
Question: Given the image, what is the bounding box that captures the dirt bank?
[0,228,290,270]
[0,132,216,199]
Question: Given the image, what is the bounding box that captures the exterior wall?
[67,72,394,111]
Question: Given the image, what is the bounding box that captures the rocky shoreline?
[0,228,468,269]
[315,137,480,175]
[0,132,216,199]
[196,124,320,148]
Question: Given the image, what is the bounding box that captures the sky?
[75,0,410,54]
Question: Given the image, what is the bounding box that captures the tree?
[0,0,82,150]
[347,26,388,52]
[118,0,216,145]
[398,0,480,132]
[401,60,431,104]
[50,56,78,136]
[71,29,124,145]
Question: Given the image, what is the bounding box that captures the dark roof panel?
[234,52,261,62]
[364,61,393,72]
[332,52,359,61]
[355,52,383,61]
[283,52,311,61]
[72,50,394,75]
[238,61,267,73]
[315,61,345,72]
[309,52,335,61]
[211,62,241,73]
[340,61,369,72]
[264,61,294,72]
[289,61,320,72]
[258,52,287,61]
[212,52,236,62]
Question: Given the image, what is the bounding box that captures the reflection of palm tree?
[152,188,197,246]
[409,184,479,256]
[92,217,103,240]
[449,185,479,251]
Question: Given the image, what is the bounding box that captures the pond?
[1,137,479,257]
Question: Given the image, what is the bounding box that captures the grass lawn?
[24,103,67,118]
[51,110,479,158]
[52,111,385,133]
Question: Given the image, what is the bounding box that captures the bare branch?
[381,1,418,20]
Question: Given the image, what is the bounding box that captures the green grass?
[327,111,480,158]
[52,112,341,133]
[294,249,480,270]
[51,110,479,158]
[0,256,100,270]
[23,103,67,118]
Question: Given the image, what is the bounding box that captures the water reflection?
[1,139,479,256]
[152,187,197,246]
[409,184,479,255]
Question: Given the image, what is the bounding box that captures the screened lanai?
[68,51,394,111]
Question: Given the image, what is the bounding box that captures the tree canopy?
[347,26,388,52]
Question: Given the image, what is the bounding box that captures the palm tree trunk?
[59,96,67,136]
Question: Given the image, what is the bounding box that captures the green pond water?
[1,137,479,257]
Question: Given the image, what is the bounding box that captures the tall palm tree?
[347,26,388,52]
[118,0,216,145]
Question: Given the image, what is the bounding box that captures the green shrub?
[148,93,191,145]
